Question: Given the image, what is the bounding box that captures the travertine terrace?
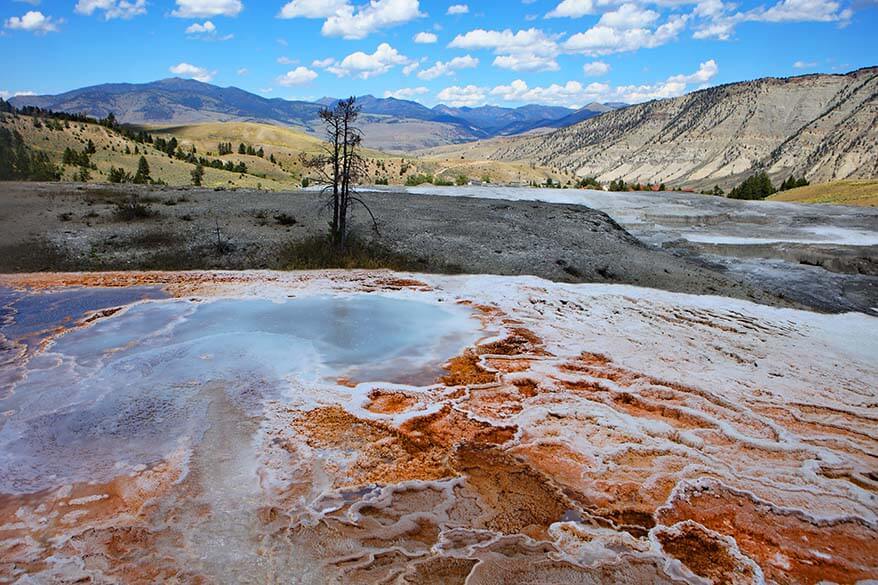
[1,271,876,584]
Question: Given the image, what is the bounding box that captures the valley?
[1,62,877,585]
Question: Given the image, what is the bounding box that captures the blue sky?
[2,0,876,108]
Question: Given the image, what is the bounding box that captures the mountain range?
[9,78,618,152]
[448,67,878,188]
[10,68,876,188]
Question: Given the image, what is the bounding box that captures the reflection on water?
[0,293,480,494]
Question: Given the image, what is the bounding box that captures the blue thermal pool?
[0,291,481,493]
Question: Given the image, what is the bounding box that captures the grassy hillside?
[1,113,567,189]
[768,180,878,206]
[1,113,300,190]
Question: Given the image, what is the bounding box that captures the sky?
[1,0,876,109]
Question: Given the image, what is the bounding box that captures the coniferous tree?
[729,171,775,200]
[191,163,205,186]
[133,155,151,184]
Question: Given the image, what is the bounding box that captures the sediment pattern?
[0,270,875,584]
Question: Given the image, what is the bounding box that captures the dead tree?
[301,97,377,248]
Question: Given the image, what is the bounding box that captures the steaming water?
[0,292,480,494]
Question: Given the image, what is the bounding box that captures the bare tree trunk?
[301,96,375,251]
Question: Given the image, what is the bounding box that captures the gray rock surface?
[0,182,791,309]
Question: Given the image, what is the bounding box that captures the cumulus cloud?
[278,0,347,18]
[74,0,146,20]
[564,14,687,55]
[494,53,560,71]
[277,66,319,85]
[384,86,429,99]
[759,0,851,21]
[4,10,61,33]
[185,20,216,32]
[0,90,36,100]
[545,0,608,18]
[413,31,437,42]
[486,59,718,107]
[449,27,561,71]
[691,0,851,39]
[326,43,413,79]
[437,85,486,107]
[597,3,659,28]
[490,79,606,106]
[280,0,423,39]
[186,19,233,40]
[447,4,469,14]
[403,60,423,75]
[417,55,478,79]
[169,62,216,82]
[583,60,610,75]
[793,59,817,68]
[312,57,335,68]
[172,0,243,18]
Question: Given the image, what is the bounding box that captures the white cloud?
[490,79,604,106]
[583,60,610,75]
[384,86,429,99]
[564,14,687,55]
[322,0,424,39]
[172,0,243,18]
[545,0,602,18]
[277,56,298,64]
[236,67,248,75]
[447,4,469,14]
[792,59,817,68]
[597,3,659,28]
[692,20,735,38]
[488,59,718,107]
[312,57,335,68]
[326,43,413,79]
[449,27,560,71]
[691,0,851,40]
[437,85,486,107]
[169,62,216,82]
[417,55,478,79]
[74,0,146,19]
[278,0,347,18]
[4,10,60,33]
[493,53,559,71]
[414,31,437,42]
[186,20,216,32]
[403,60,422,75]
[277,66,319,85]
[450,27,557,54]
[185,19,232,39]
[0,90,36,100]
[759,0,850,21]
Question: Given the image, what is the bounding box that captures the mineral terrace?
[0,270,876,584]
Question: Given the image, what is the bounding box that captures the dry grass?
[768,180,878,206]
[277,234,430,271]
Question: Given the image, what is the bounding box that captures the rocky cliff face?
[482,68,878,188]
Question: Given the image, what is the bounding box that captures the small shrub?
[274,212,297,226]
[279,234,425,271]
[114,193,156,221]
